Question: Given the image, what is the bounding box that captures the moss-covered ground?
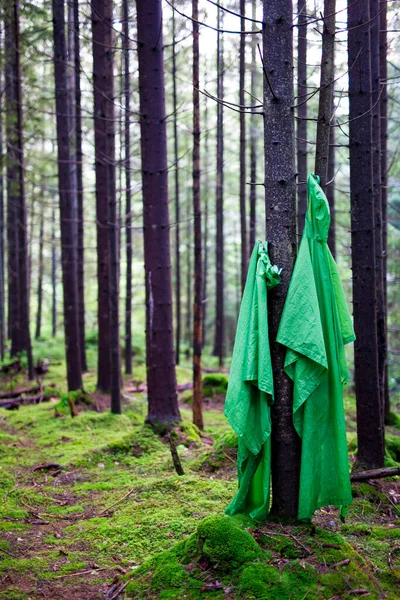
[0,358,399,599]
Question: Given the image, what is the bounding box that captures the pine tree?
[52,0,82,390]
[136,0,181,426]
[348,0,384,469]
[263,0,300,518]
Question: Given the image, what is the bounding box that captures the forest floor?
[0,357,399,599]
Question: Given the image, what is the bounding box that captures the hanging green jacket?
[225,242,280,520]
[277,174,355,521]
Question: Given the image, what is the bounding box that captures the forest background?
[0,0,400,598]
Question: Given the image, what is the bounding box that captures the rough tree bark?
[370,0,385,424]
[249,0,257,252]
[326,96,336,257]
[122,0,132,375]
[35,207,44,340]
[52,0,82,390]
[92,0,114,392]
[92,0,120,412]
[51,204,57,337]
[315,0,336,191]
[192,0,203,430]
[263,0,300,518]
[136,0,181,426]
[213,7,224,366]
[5,0,33,379]
[73,0,87,372]
[239,0,247,291]
[348,0,384,468]
[185,187,192,350]
[379,0,389,419]
[0,32,4,360]
[172,1,181,365]
[202,93,209,347]
[296,0,308,237]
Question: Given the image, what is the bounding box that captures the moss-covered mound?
[126,515,390,599]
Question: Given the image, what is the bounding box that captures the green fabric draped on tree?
[224,242,281,520]
[225,174,355,522]
[278,173,355,521]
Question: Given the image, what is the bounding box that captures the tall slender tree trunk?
[348,0,384,469]
[315,0,335,191]
[92,0,112,392]
[52,0,82,390]
[263,0,300,518]
[92,0,120,411]
[192,0,203,430]
[213,7,224,366]
[296,0,308,237]
[249,0,257,252]
[239,0,247,292]
[172,2,181,365]
[35,207,44,340]
[370,0,385,424]
[0,32,5,360]
[73,0,87,372]
[136,0,181,426]
[51,204,57,337]
[326,111,336,257]
[185,182,192,351]
[5,0,33,379]
[122,0,132,375]
[379,0,389,419]
[202,93,209,347]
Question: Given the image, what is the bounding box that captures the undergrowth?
[0,375,399,599]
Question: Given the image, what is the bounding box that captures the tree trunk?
[192,0,203,430]
[51,204,57,337]
[379,0,389,419]
[326,99,336,257]
[370,0,385,426]
[92,0,112,392]
[296,0,307,237]
[0,32,5,360]
[172,1,181,366]
[92,0,120,411]
[213,7,224,366]
[249,0,257,252]
[52,0,82,390]
[202,93,209,347]
[263,0,300,518]
[73,0,87,372]
[5,0,33,379]
[122,0,132,376]
[35,207,44,340]
[136,0,181,426]
[185,187,192,350]
[315,0,335,192]
[348,0,384,469]
[239,0,247,292]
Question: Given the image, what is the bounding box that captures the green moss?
[202,373,228,391]
[203,386,213,398]
[385,411,400,429]
[386,434,400,462]
[237,562,318,600]
[196,515,264,569]
[260,533,302,559]
[151,557,188,590]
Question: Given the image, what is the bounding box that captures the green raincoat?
[225,242,280,520]
[277,174,355,521]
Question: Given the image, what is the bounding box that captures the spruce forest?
[0,0,400,598]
